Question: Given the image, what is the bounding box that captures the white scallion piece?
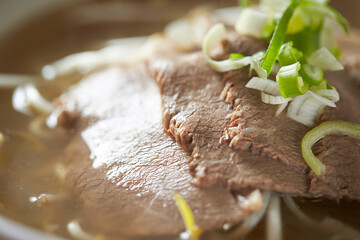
[261,92,290,105]
[12,84,54,116]
[287,91,337,127]
[316,89,340,102]
[276,102,289,116]
[165,18,196,50]
[307,47,344,71]
[228,191,272,238]
[246,77,281,95]
[288,96,324,127]
[0,74,40,89]
[235,8,270,39]
[266,194,282,240]
[212,7,241,26]
[284,196,360,240]
[165,12,209,52]
[202,23,267,79]
[259,0,290,16]
[307,91,336,107]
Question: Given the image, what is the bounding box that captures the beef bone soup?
[1,1,360,240]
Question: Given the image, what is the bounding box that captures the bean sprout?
[228,191,272,238]
[266,194,282,240]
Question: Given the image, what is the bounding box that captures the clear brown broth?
[0,1,360,240]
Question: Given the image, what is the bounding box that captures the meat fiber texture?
[56,65,262,237]
[149,33,360,200]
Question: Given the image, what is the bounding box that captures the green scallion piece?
[286,25,322,57]
[261,0,303,76]
[302,121,360,176]
[301,1,350,34]
[300,63,323,85]
[238,0,250,8]
[278,41,303,66]
[309,79,327,92]
[229,53,245,60]
[276,62,309,98]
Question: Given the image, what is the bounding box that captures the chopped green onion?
[307,90,336,107]
[301,1,350,33]
[287,91,332,127]
[246,77,281,95]
[259,0,291,15]
[302,121,360,175]
[262,20,276,41]
[173,193,203,240]
[230,53,245,60]
[278,41,303,66]
[261,92,290,105]
[316,89,339,102]
[202,23,267,79]
[300,63,323,85]
[307,47,344,71]
[286,25,322,57]
[261,0,303,76]
[276,62,309,98]
[309,79,327,92]
[235,8,270,39]
[239,0,250,8]
[287,7,307,34]
[288,1,349,35]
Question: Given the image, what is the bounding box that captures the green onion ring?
[277,62,309,98]
[302,121,360,176]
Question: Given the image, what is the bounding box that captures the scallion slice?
[202,23,267,79]
[235,8,270,39]
[302,121,360,175]
[316,89,339,102]
[245,77,281,95]
[307,47,344,71]
[276,62,309,98]
[261,92,290,105]
[278,41,303,66]
[300,63,323,85]
[239,0,250,8]
[301,1,350,33]
[261,0,302,76]
[309,79,327,92]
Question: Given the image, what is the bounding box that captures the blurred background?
[0,0,358,74]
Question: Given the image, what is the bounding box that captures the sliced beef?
[221,70,308,168]
[150,53,309,195]
[309,135,360,198]
[56,66,263,237]
[311,43,360,198]
[150,48,360,200]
